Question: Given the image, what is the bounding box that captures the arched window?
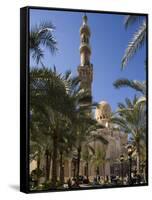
[82,34,86,43]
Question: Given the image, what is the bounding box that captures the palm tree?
[71,112,92,181]
[30,21,57,65]
[82,144,95,180]
[30,110,53,185]
[57,120,75,185]
[30,141,43,186]
[92,146,106,178]
[113,78,146,105]
[111,96,146,174]
[72,112,105,182]
[44,147,52,183]
[30,67,73,187]
[30,66,92,188]
[121,15,147,68]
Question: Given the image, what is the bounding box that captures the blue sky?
[30,9,146,112]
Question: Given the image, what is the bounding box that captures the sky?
[29,8,146,112]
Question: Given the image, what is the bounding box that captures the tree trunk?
[36,153,41,186]
[59,151,64,185]
[144,165,146,183]
[51,134,58,188]
[103,164,105,181]
[86,162,89,180]
[136,142,140,174]
[37,154,40,171]
[76,146,81,181]
[96,166,99,177]
[45,149,51,182]
[73,161,76,178]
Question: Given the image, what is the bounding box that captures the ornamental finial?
[83,13,88,25]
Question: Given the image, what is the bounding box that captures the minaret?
[78,14,93,109]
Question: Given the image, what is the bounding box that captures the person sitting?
[83,176,90,184]
[67,178,72,189]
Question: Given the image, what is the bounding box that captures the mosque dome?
[95,101,111,121]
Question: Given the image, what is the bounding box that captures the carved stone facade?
[94,101,128,178]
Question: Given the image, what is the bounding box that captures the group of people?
[67,175,110,188]
[93,175,108,185]
[67,178,80,188]
[66,172,145,188]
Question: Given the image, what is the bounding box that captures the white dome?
[95,101,111,121]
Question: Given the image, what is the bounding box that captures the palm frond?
[125,97,133,108]
[136,96,146,106]
[113,78,146,95]
[30,47,44,64]
[30,21,57,65]
[124,15,142,29]
[121,20,146,68]
[38,27,57,54]
[117,102,126,109]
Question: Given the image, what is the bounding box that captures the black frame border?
[20,6,148,194]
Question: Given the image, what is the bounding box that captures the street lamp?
[127,144,133,185]
[120,154,124,184]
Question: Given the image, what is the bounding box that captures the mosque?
[73,14,128,179]
[30,14,128,183]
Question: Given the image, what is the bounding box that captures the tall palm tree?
[30,21,57,65]
[111,96,146,174]
[121,15,147,68]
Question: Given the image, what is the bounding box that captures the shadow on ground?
[9,184,19,191]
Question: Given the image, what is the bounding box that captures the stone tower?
[78,14,93,108]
